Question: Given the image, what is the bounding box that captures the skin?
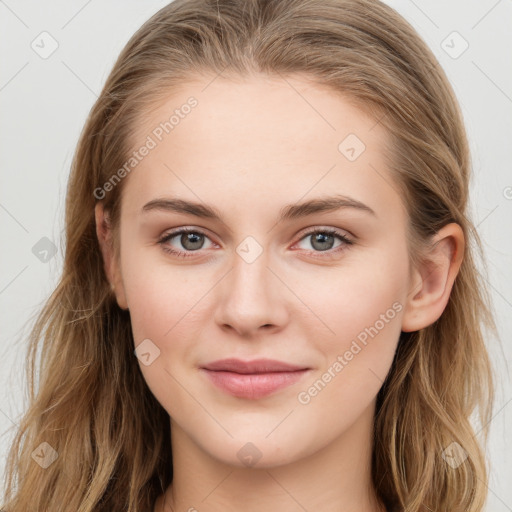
[95,73,464,512]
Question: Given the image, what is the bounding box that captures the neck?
[157,400,386,512]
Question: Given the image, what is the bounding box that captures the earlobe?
[401,223,464,332]
[94,203,129,310]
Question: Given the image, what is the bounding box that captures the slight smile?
[200,358,312,400]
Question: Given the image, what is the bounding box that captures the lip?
[200,358,311,399]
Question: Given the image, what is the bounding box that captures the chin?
[200,433,312,469]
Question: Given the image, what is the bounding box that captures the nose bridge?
[231,242,270,301]
[214,238,287,334]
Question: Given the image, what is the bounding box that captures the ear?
[94,203,128,310]
[401,223,464,332]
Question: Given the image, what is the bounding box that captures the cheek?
[123,261,207,420]
[120,240,206,342]
[293,246,407,342]
[121,252,212,410]
[296,247,408,393]
[294,270,404,433]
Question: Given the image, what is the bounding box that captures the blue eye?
[157,227,353,259]
[158,228,215,259]
[295,228,353,255]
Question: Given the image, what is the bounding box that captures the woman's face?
[108,74,415,467]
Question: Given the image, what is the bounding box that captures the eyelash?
[157,227,354,260]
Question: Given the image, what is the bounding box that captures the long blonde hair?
[2,0,496,510]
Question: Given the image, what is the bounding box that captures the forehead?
[133,73,380,156]
[121,74,404,224]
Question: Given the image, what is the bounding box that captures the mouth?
[199,358,311,400]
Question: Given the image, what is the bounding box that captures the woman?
[2,0,496,510]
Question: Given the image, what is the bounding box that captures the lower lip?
[200,369,310,399]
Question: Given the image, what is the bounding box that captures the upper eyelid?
[298,225,353,239]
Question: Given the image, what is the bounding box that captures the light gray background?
[1,0,511,508]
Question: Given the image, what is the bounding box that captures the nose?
[213,249,289,338]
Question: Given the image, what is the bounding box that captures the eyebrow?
[141,194,376,222]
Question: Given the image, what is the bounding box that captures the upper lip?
[201,358,309,374]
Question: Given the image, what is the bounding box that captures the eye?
[293,227,353,257]
[158,228,215,259]
[157,226,354,260]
